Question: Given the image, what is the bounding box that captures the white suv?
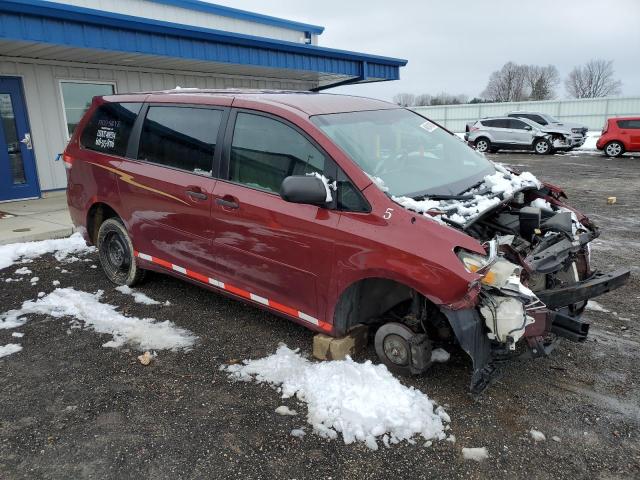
[507,111,587,148]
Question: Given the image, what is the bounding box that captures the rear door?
[508,119,535,145]
[210,110,340,325]
[118,104,225,276]
[483,119,510,144]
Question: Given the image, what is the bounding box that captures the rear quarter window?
[80,102,142,157]
[617,120,640,129]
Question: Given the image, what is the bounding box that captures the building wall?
[56,0,318,44]
[0,57,315,192]
[413,96,640,132]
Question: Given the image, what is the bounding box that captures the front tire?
[604,141,624,157]
[97,218,145,286]
[474,138,491,153]
[533,138,552,155]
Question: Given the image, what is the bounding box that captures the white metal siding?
[0,57,314,192]
[56,0,315,44]
[413,97,640,132]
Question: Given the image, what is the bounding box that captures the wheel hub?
[374,322,433,375]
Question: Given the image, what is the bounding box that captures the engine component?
[374,322,432,375]
[541,211,573,234]
[519,206,541,241]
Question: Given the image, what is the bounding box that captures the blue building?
[0,0,406,201]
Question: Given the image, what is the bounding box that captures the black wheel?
[374,322,432,376]
[97,217,145,286]
[474,137,491,153]
[604,141,624,157]
[533,138,552,155]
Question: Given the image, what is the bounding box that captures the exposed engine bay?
[378,165,630,393]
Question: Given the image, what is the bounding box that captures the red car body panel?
[65,91,488,336]
[596,117,640,152]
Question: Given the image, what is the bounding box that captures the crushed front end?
[444,180,629,393]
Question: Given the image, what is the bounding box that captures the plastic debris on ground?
[221,345,450,450]
[462,447,489,462]
[0,232,95,270]
[137,351,156,365]
[0,287,197,351]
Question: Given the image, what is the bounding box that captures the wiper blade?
[414,186,493,201]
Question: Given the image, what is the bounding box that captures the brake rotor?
[374,322,433,376]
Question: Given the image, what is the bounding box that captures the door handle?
[186,190,207,200]
[216,197,239,209]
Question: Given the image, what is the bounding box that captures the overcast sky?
[213,0,640,101]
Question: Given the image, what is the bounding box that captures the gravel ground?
[1,150,638,479]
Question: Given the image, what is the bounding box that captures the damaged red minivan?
[65,90,629,392]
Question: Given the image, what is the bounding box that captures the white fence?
[412,96,640,133]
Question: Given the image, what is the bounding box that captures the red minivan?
[65,90,629,392]
[597,117,640,157]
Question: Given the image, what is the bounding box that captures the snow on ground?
[275,405,297,416]
[0,233,94,271]
[530,429,546,442]
[115,285,162,305]
[221,345,449,450]
[0,343,23,358]
[586,300,610,313]
[575,131,600,151]
[0,288,197,351]
[11,332,24,338]
[462,447,489,462]
[431,348,450,363]
[14,267,31,275]
[290,428,305,438]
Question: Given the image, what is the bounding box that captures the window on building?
[229,113,325,193]
[80,102,142,157]
[61,82,115,137]
[138,106,222,174]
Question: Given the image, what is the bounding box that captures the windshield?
[311,108,494,197]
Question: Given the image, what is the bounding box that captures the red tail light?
[470,126,480,132]
[63,153,74,170]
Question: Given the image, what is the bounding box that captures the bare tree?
[414,94,432,106]
[482,62,528,102]
[392,93,415,107]
[430,92,469,105]
[565,59,622,98]
[526,65,560,100]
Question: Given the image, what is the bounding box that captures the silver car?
[507,111,587,147]
[464,116,576,155]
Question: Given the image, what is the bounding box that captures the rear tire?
[533,138,552,155]
[474,138,491,153]
[604,141,624,157]
[97,218,145,286]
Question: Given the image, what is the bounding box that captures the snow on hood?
[387,163,541,226]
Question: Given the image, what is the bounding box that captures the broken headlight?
[457,249,521,289]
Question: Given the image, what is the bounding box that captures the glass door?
[0,77,39,201]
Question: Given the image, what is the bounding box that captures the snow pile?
[530,429,546,442]
[462,447,489,462]
[431,348,450,363]
[0,343,23,358]
[306,172,337,202]
[15,267,32,275]
[0,233,94,271]
[115,285,161,305]
[0,288,197,351]
[221,345,449,450]
[575,131,600,151]
[586,300,609,313]
[275,405,297,416]
[392,164,541,226]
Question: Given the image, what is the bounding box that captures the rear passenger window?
[618,120,640,129]
[80,102,142,157]
[229,113,325,193]
[138,106,222,175]
[509,119,528,129]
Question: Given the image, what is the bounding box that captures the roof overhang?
[0,0,407,90]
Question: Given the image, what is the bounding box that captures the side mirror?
[524,125,532,131]
[280,175,329,206]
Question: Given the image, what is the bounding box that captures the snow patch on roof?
[0,288,197,351]
[221,345,449,450]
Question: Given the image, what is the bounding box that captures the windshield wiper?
[414,186,493,201]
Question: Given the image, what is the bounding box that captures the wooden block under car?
[313,324,369,360]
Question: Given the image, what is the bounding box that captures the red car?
[65,90,629,392]
[596,117,640,157]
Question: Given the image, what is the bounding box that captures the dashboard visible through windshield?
[311,108,494,197]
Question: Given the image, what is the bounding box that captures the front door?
[0,77,39,201]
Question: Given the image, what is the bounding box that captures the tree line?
[394,58,622,107]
